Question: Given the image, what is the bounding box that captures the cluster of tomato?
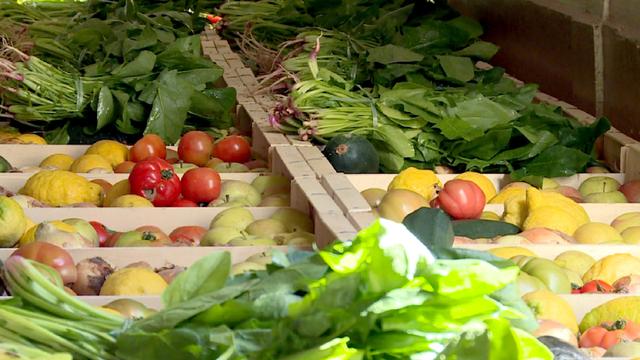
[126,131,251,207]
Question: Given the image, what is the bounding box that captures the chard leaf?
[162,252,231,307]
[453,41,499,60]
[368,44,424,64]
[437,55,475,82]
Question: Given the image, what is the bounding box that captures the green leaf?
[96,86,115,131]
[448,16,484,38]
[122,26,158,56]
[111,50,156,78]
[372,125,415,157]
[177,68,223,90]
[368,44,424,64]
[144,70,193,144]
[403,208,454,250]
[425,260,519,299]
[511,145,591,179]
[437,55,475,82]
[453,41,500,60]
[44,123,70,145]
[162,252,231,308]
[281,338,363,360]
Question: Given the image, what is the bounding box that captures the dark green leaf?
[368,45,424,64]
[162,252,231,307]
[96,86,115,131]
[111,50,156,78]
[511,145,591,179]
[452,219,520,239]
[44,123,70,145]
[144,70,193,144]
[403,208,454,250]
[448,16,484,38]
[453,41,499,60]
[437,55,475,82]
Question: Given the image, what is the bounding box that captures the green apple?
[231,261,266,276]
[62,218,99,246]
[578,176,621,196]
[209,208,254,230]
[541,178,559,190]
[209,180,261,207]
[259,194,290,207]
[274,231,315,246]
[251,175,290,196]
[245,219,287,238]
[270,208,313,233]
[245,250,272,266]
[115,230,167,247]
[228,235,278,246]
[213,162,250,173]
[200,227,245,246]
[173,162,198,174]
[583,190,628,203]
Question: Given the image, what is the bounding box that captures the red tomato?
[129,134,167,162]
[181,168,222,203]
[129,157,181,206]
[430,179,485,219]
[580,320,640,349]
[169,226,207,246]
[211,135,251,163]
[178,131,213,166]
[12,242,77,284]
[171,198,199,207]
[578,280,615,294]
[89,221,113,247]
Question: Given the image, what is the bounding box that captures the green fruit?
[322,133,379,173]
[0,156,12,173]
[191,299,254,326]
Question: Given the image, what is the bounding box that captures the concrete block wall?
[448,0,640,140]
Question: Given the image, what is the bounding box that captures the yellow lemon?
[455,172,497,201]
[19,224,37,247]
[16,133,46,144]
[100,268,167,296]
[522,206,582,235]
[487,246,536,259]
[523,289,578,334]
[488,187,526,204]
[19,170,103,206]
[387,167,442,201]
[70,154,113,173]
[0,196,27,247]
[501,191,527,227]
[526,188,590,225]
[573,222,623,244]
[85,140,129,168]
[39,154,75,171]
[103,180,131,207]
[582,253,640,285]
[109,194,154,208]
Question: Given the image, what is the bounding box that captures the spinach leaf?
[144,70,193,144]
[95,86,115,131]
[162,252,231,308]
[511,145,591,179]
[437,55,475,82]
[368,45,424,64]
[111,50,156,78]
[453,41,499,60]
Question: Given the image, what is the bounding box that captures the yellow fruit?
[0,196,27,247]
[580,296,640,332]
[501,191,527,227]
[522,206,582,235]
[563,268,583,287]
[582,253,640,285]
[100,268,167,296]
[109,195,153,208]
[554,250,595,277]
[16,133,46,144]
[526,188,590,226]
[96,306,125,318]
[387,167,442,201]
[39,154,74,171]
[85,140,129,168]
[573,222,623,244]
[487,246,536,259]
[19,224,37,247]
[488,187,526,204]
[523,289,578,334]
[480,211,500,221]
[455,172,497,201]
[19,170,103,207]
[70,154,113,173]
[103,180,130,207]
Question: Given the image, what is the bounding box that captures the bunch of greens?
[0,255,123,359]
[1,0,236,144]
[114,218,551,359]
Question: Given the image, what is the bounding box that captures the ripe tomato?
[169,226,207,246]
[181,168,221,203]
[579,319,640,349]
[171,198,199,207]
[178,131,213,166]
[129,157,181,206]
[12,242,77,284]
[129,134,166,162]
[577,280,615,294]
[431,179,485,219]
[211,135,251,163]
[89,221,113,247]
